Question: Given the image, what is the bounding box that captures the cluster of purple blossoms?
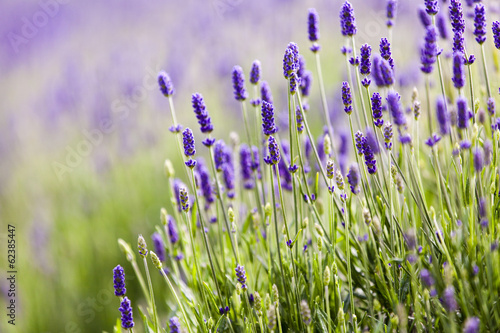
[235,264,247,290]
[119,297,134,329]
[113,265,126,297]
[487,98,496,116]
[425,0,439,16]
[386,0,397,27]
[340,1,357,36]
[182,128,197,168]
[283,42,299,79]
[192,93,213,134]
[151,232,165,262]
[379,38,394,69]
[365,128,380,154]
[264,136,281,165]
[260,81,273,104]
[493,21,500,49]
[449,0,465,53]
[443,286,458,312]
[361,136,377,174]
[240,144,254,190]
[300,71,312,96]
[179,187,189,212]
[371,92,383,127]
[436,13,449,39]
[342,81,353,114]
[169,317,181,333]
[436,97,450,135]
[232,65,248,101]
[214,140,227,171]
[457,97,469,129]
[473,4,486,44]
[250,60,260,85]
[463,317,480,333]
[196,158,215,208]
[383,123,393,150]
[296,106,304,133]
[359,44,371,81]
[167,215,179,244]
[308,8,320,42]
[158,71,175,97]
[355,131,364,155]
[473,148,484,172]
[173,179,186,212]
[452,52,465,89]
[372,55,394,87]
[419,6,432,28]
[347,163,360,194]
[387,92,406,127]
[421,26,438,74]
[261,101,278,136]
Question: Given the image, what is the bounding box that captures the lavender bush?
[112,1,500,332]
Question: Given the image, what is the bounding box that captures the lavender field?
[1,0,500,332]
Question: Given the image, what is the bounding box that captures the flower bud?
[323,266,331,286]
[164,159,174,178]
[150,251,162,270]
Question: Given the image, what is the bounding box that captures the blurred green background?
[0,0,438,331]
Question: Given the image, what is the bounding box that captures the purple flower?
[158,71,174,97]
[119,297,134,329]
[347,163,360,194]
[326,160,334,179]
[387,92,406,127]
[179,188,189,212]
[264,136,281,165]
[425,133,441,147]
[169,317,181,333]
[379,38,394,69]
[342,81,353,114]
[421,26,438,74]
[167,215,179,244]
[420,269,434,287]
[473,148,483,172]
[418,6,432,28]
[365,128,380,154]
[362,136,377,174]
[355,131,364,155]
[113,265,126,297]
[222,149,235,198]
[386,0,397,27]
[484,140,493,165]
[436,13,449,39]
[452,52,465,89]
[289,73,300,94]
[214,140,226,172]
[300,71,312,97]
[283,42,299,79]
[340,1,357,37]
[196,158,214,208]
[372,55,394,87]
[372,92,384,127]
[151,232,165,262]
[360,44,372,75]
[240,144,254,190]
[296,106,304,133]
[251,145,261,177]
[383,123,393,149]
[278,142,293,191]
[192,93,213,133]
[173,179,186,212]
[449,0,465,35]
[457,97,469,129]
[473,4,486,44]
[493,21,500,49]
[182,128,196,157]
[235,264,247,290]
[261,81,273,104]
[261,101,278,136]
[232,65,248,101]
[442,286,458,312]
[487,98,496,116]
[250,60,261,85]
[308,8,320,42]
[436,97,450,135]
[453,32,465,54]
[460,140,472,150]
[425,0,439,15]
[463,317,480,333]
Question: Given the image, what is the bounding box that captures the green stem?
[143,257,160,333]
[159,268,194,333]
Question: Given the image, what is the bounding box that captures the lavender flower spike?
[167,215,179,244]
[372,55,394,87]
[119,297,134,329]
[443,286,458,312]
[452,52,465,89]
[463,317,480,333]
[182,128,196,157]
[418,7,431,28]
[493,21,500,49]
[421,26,438,74]
[235,264,247,290]
[386,0,397,27]
[151,232,165,262]
[308,8,320,42]
[232,65,248,101]
[436,97,450,135]
[340,1,357,37]
[261,101,278,136]
[342,81,353,114]
[383,123,393,150]
[169,317,181,333]
[283,42,299,79]
[473,4,486,45]
[113,265,126,297]
[449,0,465,35]
[457,97,469,129]
[473,148,483,172]
[240,144,254,190]
[250,60,261,85]
[264,136,281,165]
[425,0,439,16]
[347,163,360,194]
[158,71,174,97]
[359,44,371,75]
[362,136,377,174]
[387,91,406,127]
[379,38,394,69]
[192,93,213,133]
[179,187,189,212]
[371,92,383,127]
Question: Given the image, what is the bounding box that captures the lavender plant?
[112,2,500,332]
